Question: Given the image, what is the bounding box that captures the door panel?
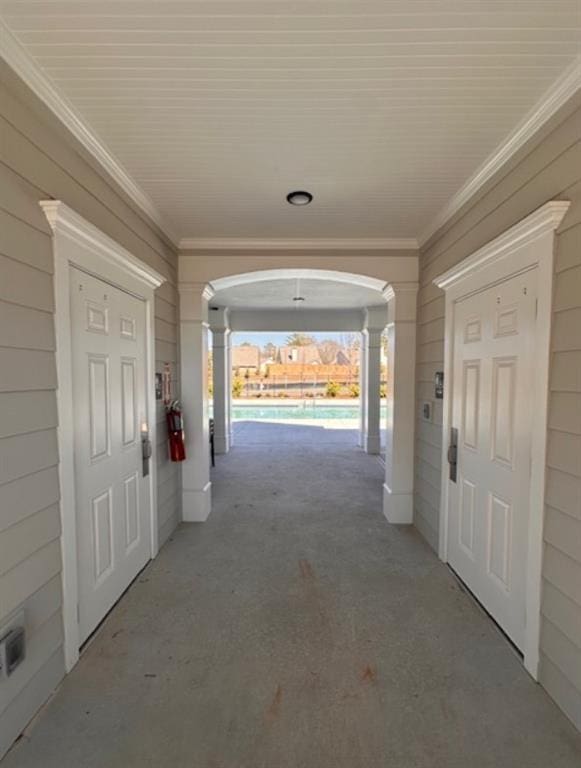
[71,267,151,644]
[448,269,536,649]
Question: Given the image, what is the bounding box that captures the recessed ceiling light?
[287,190,313,206]
[293,296,305,302]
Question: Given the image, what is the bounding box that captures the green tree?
[232,376,243,398]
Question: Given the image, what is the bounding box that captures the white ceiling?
[1,1,580,241]
[212,276,384,310]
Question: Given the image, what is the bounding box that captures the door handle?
[448,427,458,483]
[141,425,152,478]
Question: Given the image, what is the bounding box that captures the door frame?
[41,201,165,672]
[434,201,569,679]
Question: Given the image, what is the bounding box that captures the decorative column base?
[183,482,212,522]
[383,483,413,524]
[365,433,381,455]
[214,433,230,455]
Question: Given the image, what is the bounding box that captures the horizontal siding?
[415,103,581,728]
[0,70,179,759]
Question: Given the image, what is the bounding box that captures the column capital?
[382,281,419,302]
[383,281,419,324]
[178,281,214,323]
[209,306,230,332]
[364,304,388,333]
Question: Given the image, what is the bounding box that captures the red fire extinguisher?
[166,400,186,462]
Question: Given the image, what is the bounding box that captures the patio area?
[3,423,580,767]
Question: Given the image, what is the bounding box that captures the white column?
[363,307,387,455]
[359,331,367,448]
[226,339,234,448]
[383,282,419,524]
[210,308,231,454]
[179,282,214,522]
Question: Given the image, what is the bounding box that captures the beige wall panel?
[552,308,581,352]
[543,581,581,649]
[547,431,581,479]
[0,504,61,578]
[551,351,581,393]
[539,653,581,731]
[0,348,57,393]
[543,545,581,609]
[0,539,61,621]
[0,611,63,718]
[0,391,58,439]
[0,429,58,486]
[0,208,52,273]
[154,295,177,325]
[549,393,581,435]
[545,506,581,564]
[554,264,581,311]
[555,223,581,273]
[541,619,581,690]
[0,252,54,312]
[0,467,60,533]
[0,301,54,351]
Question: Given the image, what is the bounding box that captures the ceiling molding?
[419,56,581,249]
[0,18,178,247]
[179,237,418,251]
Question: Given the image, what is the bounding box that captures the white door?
[447,268,536,649]
[70,267,151,643]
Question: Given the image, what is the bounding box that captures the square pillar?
[179,282,214,522]
[382,282,419,524]
[210,308,231,454]
[359,331,367,448]
[363,307,387,455]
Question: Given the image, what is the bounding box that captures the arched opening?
[178,264,418,527]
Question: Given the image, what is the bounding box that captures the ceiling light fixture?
[286,190,313,206]
[293,296,305,302]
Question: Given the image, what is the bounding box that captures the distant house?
[277,344,321,365]
[232,345,261,373]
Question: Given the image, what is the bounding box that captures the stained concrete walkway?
[4,423,581,767]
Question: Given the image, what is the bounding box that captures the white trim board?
[420,56,581,247]
[41,200,165,673]
[0,18,178,246]
[434,200,570,680]
[179,237,418,251]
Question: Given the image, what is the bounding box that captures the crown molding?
[40,200,165,289]
[419,56,581,249]
[178,237,418,251]
[434,201,570,291]
[1,19,178,247]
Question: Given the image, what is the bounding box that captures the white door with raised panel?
[448,269,536,649]
[70,267,151,643]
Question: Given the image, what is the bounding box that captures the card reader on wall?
[0,626,25,678]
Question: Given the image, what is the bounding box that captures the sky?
[229,331,357,348]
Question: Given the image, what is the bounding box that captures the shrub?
[349,383,360,398]
[326,380,341,398]
[232,376,243,398]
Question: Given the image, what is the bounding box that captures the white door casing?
[435,201,570,678]
[71,269,151,644]
[41,201,164,671]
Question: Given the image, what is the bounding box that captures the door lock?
[448,427,458,483]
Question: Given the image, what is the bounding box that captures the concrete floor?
[4,422,581,767]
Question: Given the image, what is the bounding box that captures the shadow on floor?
[3,424,581,767]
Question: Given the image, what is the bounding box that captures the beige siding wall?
[0,66,180,757]
[415,104,581,729]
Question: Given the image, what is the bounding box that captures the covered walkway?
[4,425,580,767]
